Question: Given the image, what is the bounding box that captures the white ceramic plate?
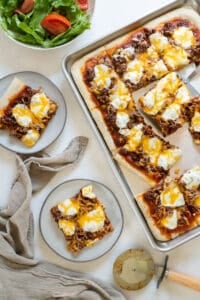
[0,71,67,154]
[39,179,124,262]
[0,0,96,50]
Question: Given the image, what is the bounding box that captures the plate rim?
[0,70,67,155]
[39,178,124,263]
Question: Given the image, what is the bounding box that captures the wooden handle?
[166,270,200,292]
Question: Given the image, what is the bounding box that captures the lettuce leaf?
[0,0,90,47]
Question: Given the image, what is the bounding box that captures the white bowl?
[0,0,95,50]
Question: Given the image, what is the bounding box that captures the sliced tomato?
[15,0,35,14]
[76,0,88,11]
[41,13,71,36]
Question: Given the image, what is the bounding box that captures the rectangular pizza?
[0,78,58,147]
[71,6,200,241]
[137,166,200,241]
[51,185,113,253]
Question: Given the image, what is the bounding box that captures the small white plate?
[39,179,124,262]
[0,71,67,154]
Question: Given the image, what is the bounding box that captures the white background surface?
[0,0,200,299]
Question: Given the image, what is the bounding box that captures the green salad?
[0,0,91,48]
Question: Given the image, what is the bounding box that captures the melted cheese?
[30,92,50,119]
[113,47,135,60]
[82,185,96,199]
[21,129,40,147]
[58,219,75,236]
[173,26,196,49]
[194,195,200,207]
[58,198,79,216]
[110,81,132,109]
[140,73,180,115]
[163,45,189,70]
[124,124,143,151]
[175,85,190,104]
[191,111,200,132]
[142,137,162,164]
[160,183,185,207]
[162,103,181,121]
[181,166,200,190]
[157,148,182,170]
[150,59,168,78]
[123,59,144,84]
[12,104,33,127]
[161,210,178,230]
[149,32,170,52]
[139,46,159,64]
[78,206,105,233]
[93,64,113,90]
[116,112,130,129]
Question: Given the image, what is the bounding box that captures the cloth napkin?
[0,136,126,300]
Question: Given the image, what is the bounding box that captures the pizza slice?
[114,120,182,185]
[72,47,119,111]
[0,78,58,147]
[51,185,114,254]
[139,72,191,136]
[105,27,169,91]
[136,166,200,241]
[184,96,200,144]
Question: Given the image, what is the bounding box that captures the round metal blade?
[113,249,155,290]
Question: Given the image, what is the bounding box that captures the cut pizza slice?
[105,27,169,91]
[114,120,182,186]
[71,47,120,111]
[139,72,191,136]
[51,185,114,254]
[0,78,58,147]
[183,96,200,144]
[136,166,200,241]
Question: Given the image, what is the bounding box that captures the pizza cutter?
[113,249,200,292]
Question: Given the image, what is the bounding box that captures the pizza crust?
[90,108,117,152]
[71,47,108,111]
[0,77,26,109]
[146,7,200,29]
[113,152,157,186]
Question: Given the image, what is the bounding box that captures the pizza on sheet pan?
[72,7,200,241]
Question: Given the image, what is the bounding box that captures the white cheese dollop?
[160,184,185,207]
[21,129,40,147]
[161,210,178,230]
[79,206,105,233]
[149,32,169,52]
[157,148,182,170]
[12,104,32,127]
[162,104,181,121]
[82,185,96,199]
[181,166,200,190]
[175,85,190,104]
[116,112,130,129]
[58,219,75,236]
[173,26,195,49]
[123,59,143,84]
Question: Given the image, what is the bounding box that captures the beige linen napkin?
[0,137,126,300]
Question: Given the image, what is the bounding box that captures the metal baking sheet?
[62,0,200,251]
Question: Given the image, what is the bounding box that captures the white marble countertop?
[1,0,200,299]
